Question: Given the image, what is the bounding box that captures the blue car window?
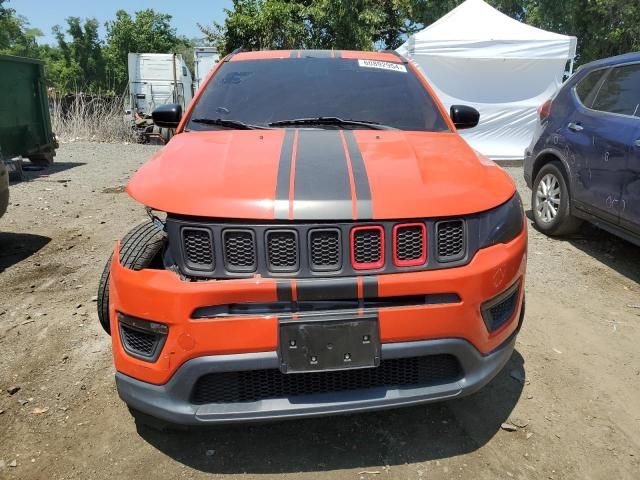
[591,63,640,117]
[575,69,608,108]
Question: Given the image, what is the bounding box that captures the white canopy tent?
[397,0,577,161]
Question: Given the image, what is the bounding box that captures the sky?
[12,0,234,45]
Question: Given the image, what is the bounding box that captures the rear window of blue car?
[591,64,640,117]
[576,63,640,117]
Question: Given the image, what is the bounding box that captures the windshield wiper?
[190,118,270,130]
[268,116,396,130]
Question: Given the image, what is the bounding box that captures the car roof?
[228,49,406,63]
[579,51,640,72]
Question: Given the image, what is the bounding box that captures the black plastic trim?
[308,228,342,272]
[265,229,300,273]
[480,280,521,333]
[222,228,257,273]
[191,293,461,318]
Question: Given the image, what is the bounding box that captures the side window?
[591,64,640,117]
[182,66,188,77]
[575,69,607,108]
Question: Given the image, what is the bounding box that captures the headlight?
[478,194,524,247]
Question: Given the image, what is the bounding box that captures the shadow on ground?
[11,161,86,184]
[137,350,525,474]
[0,232,51,273]
[525,209,640,284]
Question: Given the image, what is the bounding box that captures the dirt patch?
[0,142,638,479]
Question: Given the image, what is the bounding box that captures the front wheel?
[97,222,165,334]
[532,162,582,236]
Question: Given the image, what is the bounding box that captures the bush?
[50,93,134,143]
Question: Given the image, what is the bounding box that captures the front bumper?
[116,333,518,425]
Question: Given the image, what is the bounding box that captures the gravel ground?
[0,141,639,479]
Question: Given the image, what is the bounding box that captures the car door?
[621,122,640,236]
[567,65,638,224]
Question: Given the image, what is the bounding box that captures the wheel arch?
[532,149,573,194]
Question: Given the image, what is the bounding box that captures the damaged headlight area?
[478,194,524,248]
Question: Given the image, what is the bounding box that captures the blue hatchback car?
[524,52,640,246]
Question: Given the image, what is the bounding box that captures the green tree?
[104,9,187,89]
[0,0,42,57]
[203,0,640,63]
[48,17,106,92]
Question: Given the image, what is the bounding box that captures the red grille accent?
[393,223,427,267]
[350,225,385,270]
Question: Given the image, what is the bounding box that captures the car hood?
[127,129,515,220]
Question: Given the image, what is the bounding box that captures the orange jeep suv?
[98,49,527,427]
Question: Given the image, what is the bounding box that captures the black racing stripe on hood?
[343,130,373,220]
[274,129,296,220]
[292,130,352,220]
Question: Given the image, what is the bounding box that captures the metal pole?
[172,53,178,104]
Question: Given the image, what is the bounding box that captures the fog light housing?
[481,281,521,333]
[117,312,168,362]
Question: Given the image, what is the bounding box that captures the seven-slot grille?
[436,220,465,262]
[182,228,214,269]
[352,226,384,269]
[174,220,465,276]
[309,229,341,271]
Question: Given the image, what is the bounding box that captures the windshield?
[186,57,449,132]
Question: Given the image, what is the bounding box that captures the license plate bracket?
[279,316,380,374]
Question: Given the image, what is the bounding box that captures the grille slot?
[182,228,214,269]
[120,325,158,358]
[352,226,384,269]
[191,355,462,404]
[266,230,298,272]
[223,229,257,272]
[309,229,341,271]
[394,224,426,266]
[436,220,465,262]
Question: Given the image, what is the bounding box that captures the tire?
[531,162,582,236]
[29,152,54,167]
[97,222,165,334]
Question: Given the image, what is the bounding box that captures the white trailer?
[193,47,219,92]
[127,53,193,143]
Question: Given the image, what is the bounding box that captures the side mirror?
[152,103,182,128]
[450,105,480,130]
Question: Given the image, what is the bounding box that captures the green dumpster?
[0,54,58,166]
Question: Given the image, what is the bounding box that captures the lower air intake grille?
[352,227,383,268]
[483,285,520,332]
[120,325,158,358]
[266,230,298,272]
[223,229,256,272]
[191,355,462,404]
[182,228,214,269]
[309,229,341,271]
[436,220,465,262]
